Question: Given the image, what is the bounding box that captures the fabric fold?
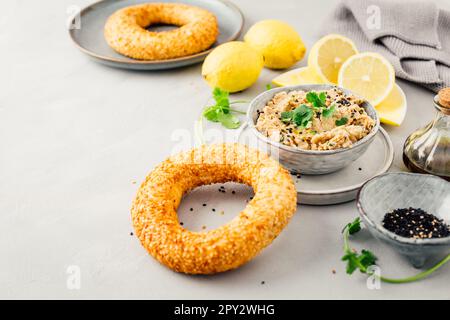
[321,0,450,92]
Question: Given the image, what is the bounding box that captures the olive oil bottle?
[403,88,450,181]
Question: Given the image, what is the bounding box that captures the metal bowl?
[247,84,380,175]
[357,172,450,268]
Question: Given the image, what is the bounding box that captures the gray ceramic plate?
[68,0,244,70]
[293,127,394,205]
[200,118,394,206]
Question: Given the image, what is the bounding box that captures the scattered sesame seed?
[130,232,133,236]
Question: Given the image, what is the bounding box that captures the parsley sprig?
[342,218,450,284]
[202,88,246,129]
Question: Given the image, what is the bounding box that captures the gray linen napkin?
[321,0,450,92]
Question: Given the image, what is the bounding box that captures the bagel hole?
[177,182,254,232]
[145,23,179,32]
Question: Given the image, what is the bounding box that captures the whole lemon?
[202,41,264,93]
[244,20,306,69]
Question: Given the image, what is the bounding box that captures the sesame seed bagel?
[104,3,219,60]
[131,143,297,274]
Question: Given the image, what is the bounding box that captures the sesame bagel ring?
[104,3,219,60]
[131,143,297,274]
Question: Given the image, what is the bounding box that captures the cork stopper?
[438,88,450,108]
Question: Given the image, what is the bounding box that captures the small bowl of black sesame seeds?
[357,172,450,268]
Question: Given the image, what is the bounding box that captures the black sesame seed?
[130,232,133,236]
[383,208,450,239]
[190,208,193,211]
[202,203,207,206]
[232,190,236,194]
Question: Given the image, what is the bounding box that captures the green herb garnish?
[202,88,246,129]
[322,104,336,118]
[342,218,450,283]
[266,83,273,91]
[335,117,348,126]
[293,105,313,128]
[281,111,294,123]
[306,91,336,118]
[306,91,327,109]
[281,104,313,128]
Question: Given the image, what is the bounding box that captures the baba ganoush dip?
[255,88,375,150]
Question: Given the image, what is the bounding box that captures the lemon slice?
[375,83,407,126]
[308,34,358,84]
[272,67,324,86]
[338,52,395,106]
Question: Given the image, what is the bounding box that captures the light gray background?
[1,0,449,299]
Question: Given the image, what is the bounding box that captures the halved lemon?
[272,67,324,87]
[308,34,358,84]
[375,83,407,126]
[338,52,395,106]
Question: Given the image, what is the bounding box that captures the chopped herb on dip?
[256,88,375,150]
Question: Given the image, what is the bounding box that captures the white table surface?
[1,0,449,299]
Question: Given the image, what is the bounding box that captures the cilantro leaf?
[359,250,377,269]
[347,217,361,235]
[293,105,313,128]
[266,83,273,91]
[202,88,243,129]
[217,112,240,129]
[306,91,327,109]
[335,117,348,126]
[342,252,359,274]
[322,104,336,118]
[212,87,229,108]
[319,92,327,104]
[280,111,294,123]
[341,249,377,275]
[202,105,221,122]
[279,105,313,128]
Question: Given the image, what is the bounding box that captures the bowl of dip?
[247,84,380,174]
